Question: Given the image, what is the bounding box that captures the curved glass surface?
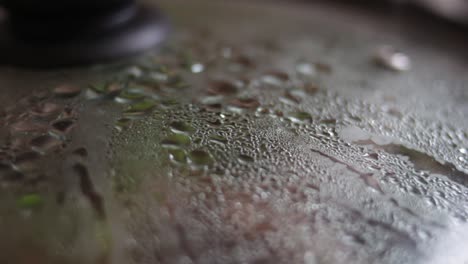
[0,1,467,263]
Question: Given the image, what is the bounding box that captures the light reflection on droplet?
[191,63,205,73]
[374,45,411,72]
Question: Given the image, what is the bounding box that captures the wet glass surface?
[0,1,467,263]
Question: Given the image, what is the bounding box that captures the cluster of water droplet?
[105,28,468,263]
[0,15,466,264]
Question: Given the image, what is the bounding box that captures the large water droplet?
[51,119,75,134]
[115,118,133,132]
[124,100,156,115]
[170,121,195,134]
[188,149,213,166]
[161,134,191,148]
[208,80,238,96]
[295,63,315,76]
[209,134,228,145]
[12,151,41,172]
[286,111,312,123]
[10,120,47,133]
[374,45,411,72]
[115,88,147,103]
[29,103,62,118]
[53,84,82,98]
[17,193,43,209]
[229,98,260,110]
[191,63,205,73]
[30,135,63,154]
[168,149,188,164]
[238,154,254,163]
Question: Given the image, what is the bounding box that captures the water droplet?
[320,119,336,125]
[386,108,403,118]
[374,45,411,72]
[264,70,289,81]
[188,150,213,166]
[261,71,289,85]
[13,151,41,172]
[59,107,77,119]
[229,98,260,109]
[115,88,146,103]
[315,62,332,74]
[30,135,63,154]
[364,152,379,160]
[280,90,303,104]
[29,102,62,117]
[126,66,144,78]
[51,119,75,134]
[209,134,227,145]
[161,134,191,148]
[286,111,312,123]
[295,63,315,76]
[72,147,88,157]
[115,118,133,131]
[303,83,319,95]
[17,194,43,209]
[208,80,238,96]
[170,121,195,134]
[10,120,47,133]
[238,154,254,163]
[168,149,187,164]
[124,100,156,114]
[232,54,254,68]
[89,82,109,94]
[191,63,205,73]
[53,84,81,98]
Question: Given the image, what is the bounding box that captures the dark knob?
[0,0,169,68]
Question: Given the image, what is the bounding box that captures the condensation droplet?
[188,150,213,166]
[53,84,82,98]
[17,193,43,209]
[170,121,195,134]
[191,63,205,73]
[72,147,88,157]
[29,103,62,117]
[30,135,63,154]
[238,154,254,163]
[10,120,47,133]
[374,45,411,72]
[295,62,315,76]
[51,119,75,134]
[124,100,156,115]
[208,80,238,96]
[115,89,147,103]
[286,111,312,123]
[161,134,191,148]
[12,151,41,172]
[168,149,187,164]
[229,98,260,110]
[115,118,133,132]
